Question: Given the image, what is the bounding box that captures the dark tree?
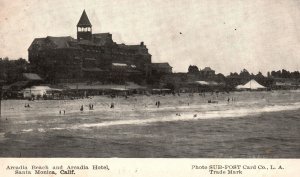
[239,69,250,78]
[188,65,199,74]
[255,71,264,78]
[0,57,29,84]
[229,72,239,77]
[281,69,290,78]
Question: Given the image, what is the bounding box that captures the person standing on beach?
[80,105,83,111]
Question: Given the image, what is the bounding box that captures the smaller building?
[150,63,173,74]
[272,78,300,90]
[22,73,43,82]
[23,86,49,98]
[2,73,43,99]
[22,86,63,99]
[199,67,215,78]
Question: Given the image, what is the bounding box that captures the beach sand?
[0,90,299,157]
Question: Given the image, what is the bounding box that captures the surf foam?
[69,102,300,129]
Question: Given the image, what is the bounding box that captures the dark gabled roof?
[77,10,92,27]
[28,36,75,51]
[46,36,74,48]
[28,38,47,51]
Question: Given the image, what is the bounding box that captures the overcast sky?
[0,0,300,75]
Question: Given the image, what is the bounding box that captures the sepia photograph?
[0,0,299,160]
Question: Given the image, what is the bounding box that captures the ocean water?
[0,90,299,157]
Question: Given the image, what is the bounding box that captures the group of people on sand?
[24,104,30,108]
[59,110,65,115]
[207,97,236,104]
[110,102,114,108]
[79,103,95,112]
[89,104,94,110]
[79,102,116,111]
[74,94,237,113]
[155,101,161,108]
[208,99,218,103]
[227,97,236,103]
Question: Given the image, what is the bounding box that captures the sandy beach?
[0,90,299,157]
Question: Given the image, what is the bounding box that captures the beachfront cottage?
[23,86,50,98]
[1,73,44,99]
[22,86,63,99]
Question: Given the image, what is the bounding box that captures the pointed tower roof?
[77,10,92,27]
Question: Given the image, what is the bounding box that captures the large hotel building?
[28,10,172,84]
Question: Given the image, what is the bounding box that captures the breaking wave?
[69,102,300,129]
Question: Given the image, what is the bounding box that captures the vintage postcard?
[0,0,299,176]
